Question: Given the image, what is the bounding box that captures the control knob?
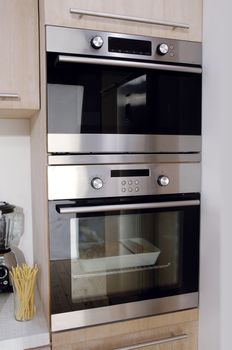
[0,266,8,280]
[91,177,103,189]
[91,36,104,49]
[157,175,170,186]
[157,43,169,55]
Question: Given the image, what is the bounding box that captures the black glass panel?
[108,37,152,55]
[49,198,200,314]
[111,169,149,177]
[47,53,201,136]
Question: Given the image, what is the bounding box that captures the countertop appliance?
[46,26,202,154]
[0,202,23,293]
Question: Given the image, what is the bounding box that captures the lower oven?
[47,155,200,332]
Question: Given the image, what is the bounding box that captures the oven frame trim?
[51,292,198,331]
[48,134,202,155]
[48,153,201,165]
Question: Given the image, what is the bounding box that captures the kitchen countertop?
[0,289,50,350]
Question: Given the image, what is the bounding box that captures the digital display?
[111,169,150,177]
[108,37,152,56]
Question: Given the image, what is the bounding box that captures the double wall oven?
[46,26,202,331]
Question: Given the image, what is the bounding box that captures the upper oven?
[46,26,202,154]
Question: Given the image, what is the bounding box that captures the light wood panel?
[40,0,202,42]
[30,0,50,329]
[33,4,201,350]
[0,0,40,117]
[52,309,198,350]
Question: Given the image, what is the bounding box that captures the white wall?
[0,119,33,265]
[200,1,232,349]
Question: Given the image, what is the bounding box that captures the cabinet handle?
[0,93,20,100]
[69,9,189,29]
[113,334,188,350]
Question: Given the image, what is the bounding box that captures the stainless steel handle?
[0,93,20,99]
[57,55,202,74]
[58,200,200,214]
[69,8,189,29]
[113,334,188,350]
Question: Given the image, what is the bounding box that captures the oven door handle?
[57,200,200,214]
[56,55,202,74]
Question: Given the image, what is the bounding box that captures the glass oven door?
[47,54,201,153]
[49,195,200,329]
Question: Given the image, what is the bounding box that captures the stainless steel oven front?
[46,26,202,154]
[48,155,200,332]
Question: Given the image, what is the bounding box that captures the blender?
[0,202,24,292]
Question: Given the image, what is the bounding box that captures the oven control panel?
[120,178,141,193]
[89,174,169,195]
[48,162,200,200]
[46,26,202,66]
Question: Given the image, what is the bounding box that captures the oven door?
[47,54,201,154]
[49,194,200,331]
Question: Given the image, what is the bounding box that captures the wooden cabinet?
[52,309,198,350]
[40,0,202,42]
[0,0,40,117]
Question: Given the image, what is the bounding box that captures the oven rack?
[72,262,171,279]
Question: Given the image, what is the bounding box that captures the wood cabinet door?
[52,309,198,350]
[41,0,202,42]
[0,0,39,117]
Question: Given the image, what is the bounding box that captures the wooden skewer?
[10,264,38,321]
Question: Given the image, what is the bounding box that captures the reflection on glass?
[49,198,199,315]
[48,84,84,133]
[71,212,180,305]
[47,53,201,136]
[117,75,146,131]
